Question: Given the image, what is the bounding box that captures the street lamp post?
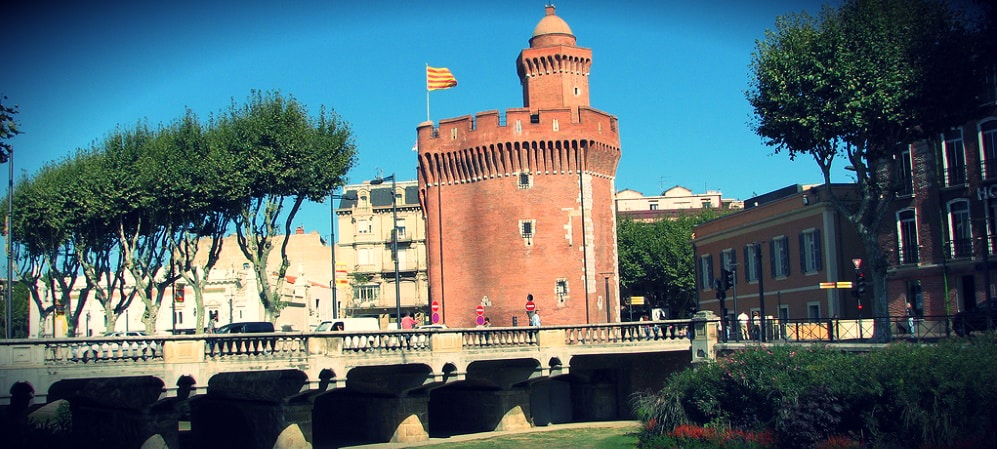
[329,189,357,320]
[371,174,401,328]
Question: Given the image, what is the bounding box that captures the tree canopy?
[618,211,722,318]
[747,0,983,338]
[5,91,357,335]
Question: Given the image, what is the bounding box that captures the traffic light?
[857,272,866,296]
[725,268,736,291]
[714,279,726,300]
[852,270,866,298]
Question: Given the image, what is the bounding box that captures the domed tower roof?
[529,5,576,47]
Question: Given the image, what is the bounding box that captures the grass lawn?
[414,425,639,449]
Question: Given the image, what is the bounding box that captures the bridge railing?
[45,334,169,364]
[717,315,960,343]
[557,319,694,345]
[2,320,696,368]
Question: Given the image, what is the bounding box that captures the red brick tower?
[416,5,621,327]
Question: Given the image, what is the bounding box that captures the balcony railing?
[983,159,997,180]
[391,230,413,243]
[943,166,967,187]
[946,238,974,259]
[898,245,919,265]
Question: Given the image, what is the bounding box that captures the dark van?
[215,322,275,334]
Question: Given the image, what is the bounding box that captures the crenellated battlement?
[420,106,617,142]
[417,106,620,187]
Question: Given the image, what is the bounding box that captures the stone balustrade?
[0,319,703,448]
[1,320,698,404]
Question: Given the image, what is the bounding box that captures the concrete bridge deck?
[0,318,711,449]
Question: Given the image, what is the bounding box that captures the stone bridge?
[0,315,719,449]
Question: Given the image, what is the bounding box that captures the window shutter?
[706,254,713,290]
[814,229,823,271]
[783,238,790,276]
[770,240,776,278]
[799,233,807,272]
[743,246,750,281]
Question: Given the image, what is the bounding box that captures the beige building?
[336,179,430,324]
[616,186,743,222]
[33,178,431,337]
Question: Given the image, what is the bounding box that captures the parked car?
[953,300,997,336]
[214,322,275,334]
[417,324,448,330]
[103,331,149,337]
[315,318,380,332]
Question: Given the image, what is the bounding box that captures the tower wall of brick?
[415,6,621,327]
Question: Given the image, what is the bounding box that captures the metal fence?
[714,315,981,343]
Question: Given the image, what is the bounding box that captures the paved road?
[341,420,641,448]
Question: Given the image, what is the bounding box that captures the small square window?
[522,221,533,238]
[530,114,540,124]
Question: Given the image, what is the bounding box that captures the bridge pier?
[313,390,430,445]
[188,369,310,449]
[429,387,532,435]
[46,376,179,449]
[529,379,573,426]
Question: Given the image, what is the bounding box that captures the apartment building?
[693,184,867,324]
[616,185,743,222]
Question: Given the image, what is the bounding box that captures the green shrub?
[633,335,997,449]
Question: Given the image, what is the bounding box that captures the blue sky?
[6,0,846,242]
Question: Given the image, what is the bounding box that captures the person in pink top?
[401,312,417,329]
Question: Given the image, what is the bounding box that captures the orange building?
[416,6,621,327]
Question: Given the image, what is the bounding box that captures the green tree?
[218,91,356,321]
[168,110,244,334]
[747,0,980,339]
[1,94,22,338]
[72,145,134,336]
[8,161,86,336]
[618,211,720,318]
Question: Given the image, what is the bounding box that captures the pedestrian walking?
[529,310,542,327]
[737,311,749,340]
[906,302,915,335]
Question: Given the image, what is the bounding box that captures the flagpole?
[426,63,431,122]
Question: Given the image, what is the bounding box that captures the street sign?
[525,301,536,312]
[836,281,853,288]
[431,301,440,313]
[631,296,645,305]
[432,312,440,324]
[336,263,349,285]
[476,316,485,326]
[819,282,836,289]
[475,305,485,315]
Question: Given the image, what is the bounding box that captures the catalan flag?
[427,66,458,91]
